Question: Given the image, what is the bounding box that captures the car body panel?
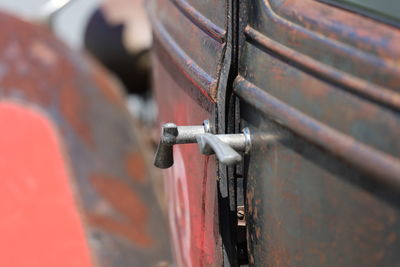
[147,0,232,265]
[236,0,400,265]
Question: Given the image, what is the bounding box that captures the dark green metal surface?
[236,0,400,266]
[320,0,400,26]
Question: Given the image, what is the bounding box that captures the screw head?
[237,210,245,220]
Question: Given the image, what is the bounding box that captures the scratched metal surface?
[235,0,400,265]
[0,12,172,266]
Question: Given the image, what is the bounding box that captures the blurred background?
[0,0,101,49]
[0,1,173,266]
[0,0,156,122]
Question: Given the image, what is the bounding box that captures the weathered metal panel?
[241,113,400,266]
[148,0,227,100]
[152,54,222,266]
[248,0,400,106]
[147,0,231,265]
[0,12,172,266]
[183,0,227,30]
[237,0,400,265]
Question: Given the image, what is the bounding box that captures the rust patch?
[30,40,58,67]
[88,174,153,247]
[387,232,397,245]
[0,13,99,146]
[307,247,327,265]
[268,244,291,267]
[199,155,210,267]
[125,151,147,183]
[249,253,255,265]
[59,84,94,147]
[255,226,261,239]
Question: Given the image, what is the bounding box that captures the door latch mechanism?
[154,120,251,169]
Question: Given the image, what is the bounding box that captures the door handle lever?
[196,133,242,166]
[153,123,179,169]
[154,120,251,169]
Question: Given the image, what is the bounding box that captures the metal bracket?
[154,120,251,169]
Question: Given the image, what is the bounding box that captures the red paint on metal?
[0,101,93,267]
[59,84,94,147]
[153,56,221,266]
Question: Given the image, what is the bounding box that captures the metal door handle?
[153,123,179,169]
[154,120,251,169]
[196,134,242,165]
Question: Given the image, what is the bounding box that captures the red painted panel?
[153,56,221,267]
[0,102,93,267]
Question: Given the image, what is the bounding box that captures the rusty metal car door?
[235,0,400,266]
[146,0,244,266]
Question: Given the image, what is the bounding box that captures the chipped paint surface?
[88,174,153,247]
[0,12,171,266]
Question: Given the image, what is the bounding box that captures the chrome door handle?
[154,120,251,169]
[154,122,207,168]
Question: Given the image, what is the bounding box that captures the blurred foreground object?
[0,12,171,266]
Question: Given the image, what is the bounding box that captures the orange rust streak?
[30,40,58,66]
[89,174,153,247]
[59,83,94,147]
[126,151,147,183]
[199,156,209,267]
